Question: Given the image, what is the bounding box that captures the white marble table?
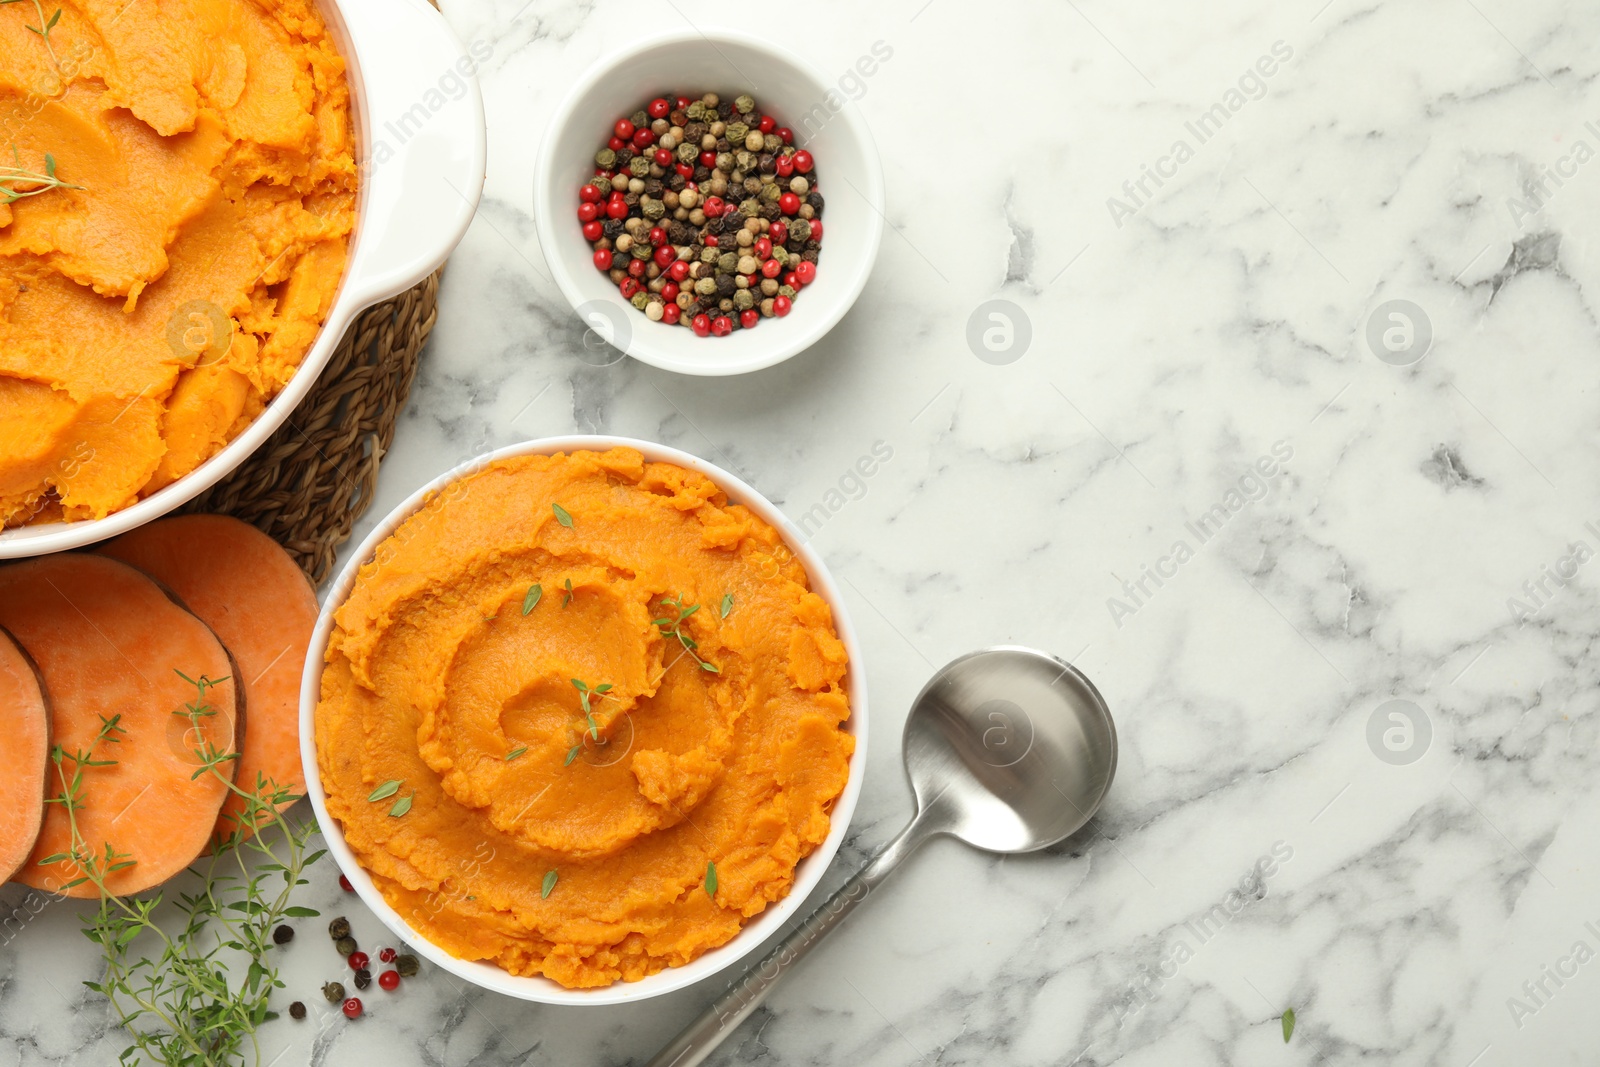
[6,0,1600,1063]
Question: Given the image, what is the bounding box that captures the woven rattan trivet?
[180,270,440,585]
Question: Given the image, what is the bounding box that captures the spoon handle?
[645,818,927,1067]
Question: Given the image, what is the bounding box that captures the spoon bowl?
[649,645,1118,1067]
[905,646,1118,852]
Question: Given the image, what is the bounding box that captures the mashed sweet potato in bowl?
[0,0,485,558]
[301,436,868,1004]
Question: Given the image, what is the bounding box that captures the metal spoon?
[647,645,1119,1067]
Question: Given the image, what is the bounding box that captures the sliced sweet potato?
[100,515,316,839]
[0,554,241,898]
[0,627,50,884]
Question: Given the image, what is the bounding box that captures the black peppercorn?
[602,219,624,240]
[353,968,372,990]
[644,179,664,198]
[801,250,820,263]
[807,192,824,213]
[760,203,780,221]
[328,917,351,941]
[694,165,712,182]
[758,153,775,174]
[714,137,731,153]
[723,211,744,230]
[289,1002,307,1021]
[704,217,724,236]
[715,274,736,297]
[272,925,294,945]
[615,146,633,166]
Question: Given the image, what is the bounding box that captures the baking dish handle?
[337,0,487,308]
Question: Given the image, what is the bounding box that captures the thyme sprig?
[47,670,323,1067]
[1,0,63,68]
[654,594,720,673]
[1,145,83,205]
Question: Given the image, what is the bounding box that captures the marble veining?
[6,0,1600,1063]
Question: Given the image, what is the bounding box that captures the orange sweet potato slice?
[100,514,316,839]
[0,554,241,898]
[0,627,50,884]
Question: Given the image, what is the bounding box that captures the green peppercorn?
[677,141,698,164]
[734,94,755,114]
[631,291,650,310]
[629,156,651,177]
[592,177,612,197]
[695,277,718,296]
[631,110,648,127]
[778,284,797,298]
[595,148,616,168]
[788,218,810,244]
[631,242,652,261]
[699,247,718,264]
[733,289,755,311]
[717,252,738,273]
[322,981,346,1004]
[725,122,749,147]
[760,183,780,203]
[395,954,421,978]
[642,198,666,221]
[772,245,790,266]
[328,917,351,941]
[686,101,706,121]
[335,936,357,956]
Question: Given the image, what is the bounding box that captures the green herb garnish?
[0,1,63,69]
[570,679,612,740]
[565,744,582,766]
[561,577,574,608]
[521,584,542,614]
[655,594,720,673]
[541,870,558,898]
[505,747,527,762]
[367,780,402,803]
[51,671,322,1066]
[704,861,718,899]
[552,503,573,527]
[720,593,734,619]
[1282,1007,1295,1043]
[389,794,413,818]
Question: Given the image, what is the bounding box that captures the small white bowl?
[299,436,869,1005]
[532,29,885,376]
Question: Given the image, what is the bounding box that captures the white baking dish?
[0,0,486,559]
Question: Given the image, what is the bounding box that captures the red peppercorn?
[577,202,598,223]
[626,259,646,278]
[608,136,624,152]
[661,282,679,302]
[582,220,603,241]
[774,154,794,178]
[379,947,397,963]
[342,997,362,1019]
[592,248,612,270]
[711,316,733,337]
[594,168,612,179]
[349,951,369,971]
[795,261,817,285]
[668,260,690,282]
[648,97,670,120]
[676,162,694,179]
[620,278,641,299]
[792,150,813,173]
[675,95,691,110]
[691,313,712,337]
[649,226,667,246]
[761,258,781,278]
[773,294,792,316]
[614,118,635,141]
[631,127,655,149]
[339,875,354,893]
[776,127,793,145]
[769,221,787,242]
[740,309,759,329]
[653,148,673,167]
[746,273,760,288]
[579,184,602,203]
[378,970,401,992]
[757,115,775,133]
[605,197,628,221]
[699,150,717,169]
[778,193,800,215]
[753,237,772,258]
[663,303,682,325]
[653,244,676,268]
[704,234,718,248]
[784,271,801,289]
[809,219,823,241]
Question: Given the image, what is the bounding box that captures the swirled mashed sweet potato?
[315,448,856,988]
[0,0,355,525]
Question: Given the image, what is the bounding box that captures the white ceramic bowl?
[299,436,869,1005]
[532,29,885,376]
[0,0,486,559]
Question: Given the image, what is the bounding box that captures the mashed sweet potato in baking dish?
[0,0,356,526]
[315,448,857,988]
